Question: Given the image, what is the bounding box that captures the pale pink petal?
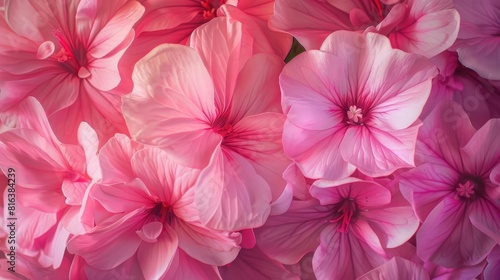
[340,125,421,177]
[194,147,272,231]
[228,53,283,123]
[123,43,219,168]
[137,224,178,280]
[136,0,200,33]
[67,209,144,270]
[225,113,289,202]
[469,199,500,244]
[270,182,293,215]
[172,218,241,266]
[87,1,144,58]
[92,180,153,214]
[313,225,386,280]
[283,121,354,180]
[61,179,88,206]
[399,163,458,221]
[417,198,496,267]
[254,199,331,264]
[358,257,430,280]
[77,122,100,179]
[283,163,311,201]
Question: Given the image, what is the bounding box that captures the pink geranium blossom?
[255,177,419,280]
[0,97,98,270]
[122,18,290,231]
[281,31,437,180]
[269,0,459,57]
[67,134,241,279]
[452,0,500,80]
[400,101,500,267]
[0,0,144,144]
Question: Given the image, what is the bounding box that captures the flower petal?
[137,224,178,280]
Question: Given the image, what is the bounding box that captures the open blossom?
[452,0,500,80]
[281,31,437,180]
[0,0,145,145]
[255,177,419,280]
[400,101,500,267]
[67,134,241,279]
[269,0,459,57]
[0,97,98,270]
[123,18,290,231]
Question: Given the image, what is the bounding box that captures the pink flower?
[67,134,241,279]
[122,18,290,231]
[0,0,145,144]
[255,177,419,280]
[400,101,500,267]
[452,0,500,80]
[269,0,459,57]
[0,97,98,269]
[281,31,437,180]
[135,0,290,55]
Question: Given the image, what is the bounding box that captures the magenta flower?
[452,0,500,80]
[400,101,500,267]
[281,31,437,179]
[67,135,241,279]
[269,0,459,57]
[255,177,419,280]
[0,0,144,144]
[122,18,291,231]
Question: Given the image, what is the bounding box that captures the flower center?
[51,29,90,78]
[347,105,363,125]
[454,176,484,200]
[150,201,173,225]
[212,114,234,137]
[330,199,358,233]
[200,0,226,20]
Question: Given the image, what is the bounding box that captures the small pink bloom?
[0,0,144,144]
[269,0,459,57]
[67,134,241,279]
[281,31,437,179]
[452,0,500,80]
[400,101,500,267]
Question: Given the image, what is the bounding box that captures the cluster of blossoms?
[0,0,498,279]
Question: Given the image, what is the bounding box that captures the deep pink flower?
[269,0,459,57]
[0,97,97,269]
[122,18,290,231]
[452,0,500,80]
[255,177,419,280]
[67,134,241,279]
[281,31,437,180]
[0,0,144,144]
[400,101,500,267]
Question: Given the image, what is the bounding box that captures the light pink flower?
[123,18,290,231]
[281,31,437,180]
[255,177,419,280]
[269,0,459,57]
[0,97,98,269]
[452,0,500,80]
[400,101,500,267]
[0,0,144,144]
[67,134,241,279]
